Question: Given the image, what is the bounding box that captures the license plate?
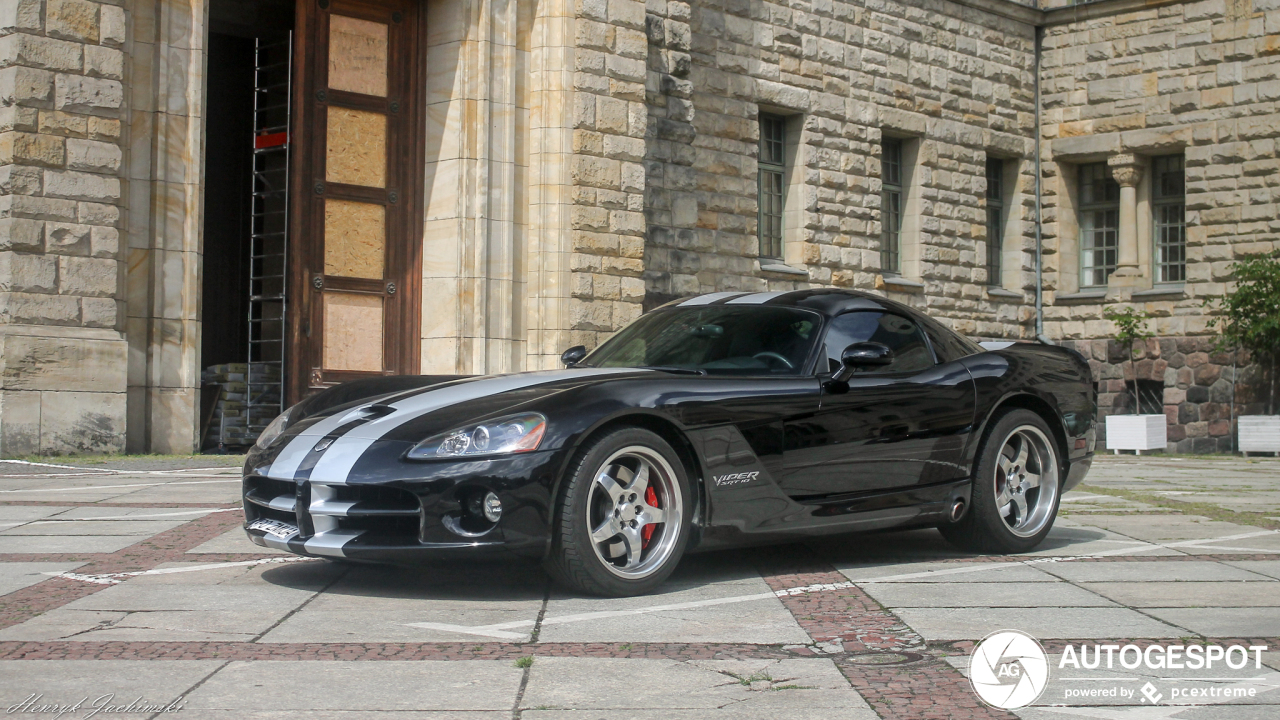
[249,518,299,539]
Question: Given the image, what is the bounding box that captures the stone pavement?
[0,454,1277,719]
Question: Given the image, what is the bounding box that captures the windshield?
[585,305,822,375]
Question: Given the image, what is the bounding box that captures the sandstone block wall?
[0,0,127,454]
[636,0,1042,339]
[1041,0,1280,450]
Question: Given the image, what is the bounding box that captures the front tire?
[544,427,691,596]
[940,409,1062,554]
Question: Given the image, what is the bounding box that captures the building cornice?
[1042,0,1185,25]
[941,0,1189,29]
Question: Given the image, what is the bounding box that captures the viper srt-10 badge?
[244,289,1096,597]
[713,471,759,487]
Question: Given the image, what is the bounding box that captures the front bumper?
[241,444,566,562]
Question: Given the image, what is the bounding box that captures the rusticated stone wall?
[1065,337,1267,454]
[0,0,128,454]
[638,0,1042,339]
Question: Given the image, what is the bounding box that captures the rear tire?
[940,409,1062,554]
[543,427,691,597]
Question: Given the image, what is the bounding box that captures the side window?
[821,311,935,374]
[918,316,982,363]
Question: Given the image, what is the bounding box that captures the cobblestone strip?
[754,546,1016,720]
[824,553,1280,565]
[0,552,281,564]
[944,637,1280,655]
[0,641,798,661]
[0,511,246,630]
[0,501,240,508]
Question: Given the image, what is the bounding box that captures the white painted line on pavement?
[0,507,238,529]
[0,479,241,493]
[44,556,318,585]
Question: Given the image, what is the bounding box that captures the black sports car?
[243,289,1096,596]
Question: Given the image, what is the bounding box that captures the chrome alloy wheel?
[587,445,684,579]
[994,425,1060,538]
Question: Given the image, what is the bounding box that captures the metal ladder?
[247,33,292,435]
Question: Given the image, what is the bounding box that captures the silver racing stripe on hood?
[263,384,441,481]
[265,367,646,483]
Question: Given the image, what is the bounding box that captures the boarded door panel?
[288,0,422,400]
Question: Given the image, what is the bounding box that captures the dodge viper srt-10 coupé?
[244,289,1096,596]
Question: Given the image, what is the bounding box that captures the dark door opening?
[200,0,294,450]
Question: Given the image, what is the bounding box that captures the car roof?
[657,289,919,319]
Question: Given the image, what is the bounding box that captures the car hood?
[260,368,651,481]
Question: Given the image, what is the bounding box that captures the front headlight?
[254,409,292,450]
[407,412,547,460]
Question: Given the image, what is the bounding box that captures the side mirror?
[831,342,893,382]
[561,345,588,368]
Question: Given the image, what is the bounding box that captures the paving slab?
[537,557,809,644]
[520,657,868,711]
[1020,522,1184,557]
[0,659,222,710]
[1142,608,1280,637]
[185,661,523,711]
[834,560,1063,583]
[0,506,70,524]
[860,581,1116,608]
[0,561,342,641]
[525,711,879,720]
[262,561,547,643]
[1043,560,1276,583]
[1089,516,1271,542]
[894,606,1184,641]
[0,518,189,535]
[1080,581,1280,608]
[1224,561,1280,581]
[0,535,143,553]
[0,561,86,596]
[187,527,284,554]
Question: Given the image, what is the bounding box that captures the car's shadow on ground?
[255,525,1113,600]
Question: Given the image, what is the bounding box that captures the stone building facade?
[0,0,1274,455]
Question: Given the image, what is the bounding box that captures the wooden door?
[287,0,423,403]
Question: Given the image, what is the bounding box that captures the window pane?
[822,311,934,374]
[987,206,1002,283]
[1079,163,1121,287]
[882,138,901,188]
[986,157,1002,201]
[881,189,900,273]
[758,114,787,259]
[1152,155,1185,284]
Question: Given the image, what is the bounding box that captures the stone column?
[1107,153,1144,287]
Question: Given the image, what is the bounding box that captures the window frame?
[985,156,1005,287]
[1152,154,1185,285]
[1078,162,1121,288]
[881,138,904,275]
[757,113,787,260]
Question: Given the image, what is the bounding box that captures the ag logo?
[969,630,1049,710]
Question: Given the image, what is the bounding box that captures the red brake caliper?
[642,486,659,547]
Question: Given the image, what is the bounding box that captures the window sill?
[759,262,808,277]
[986,287,1024,300]
[879,275,925,293]
[1131,285,1186,300]
[1055,290,1108,305]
